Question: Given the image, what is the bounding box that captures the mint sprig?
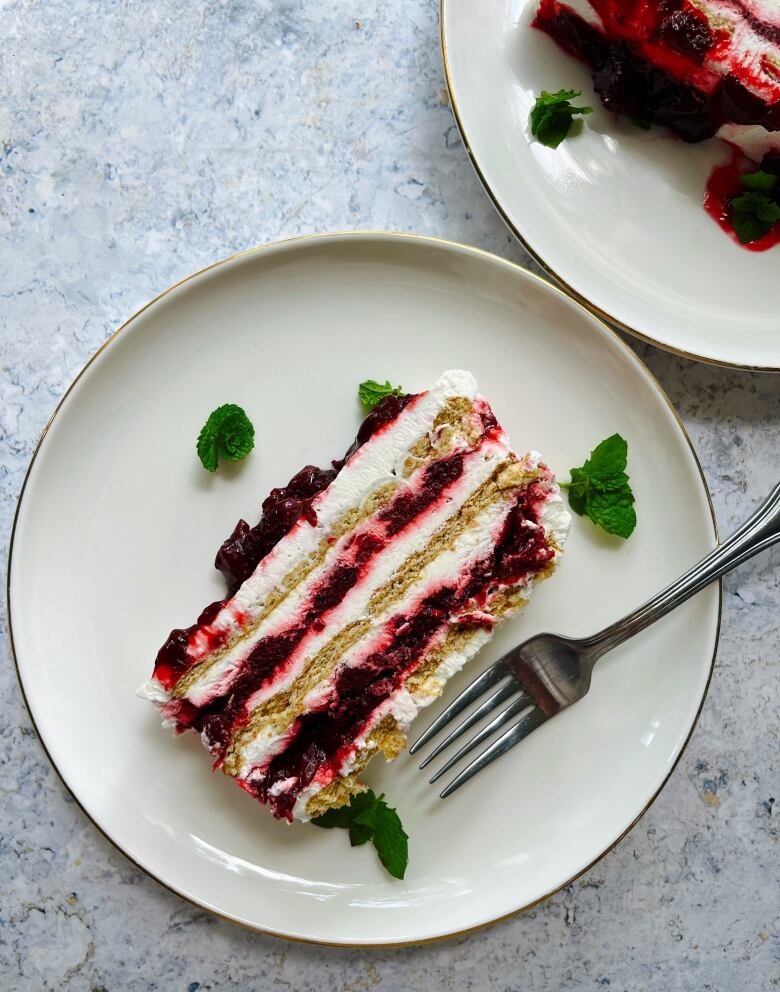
[196,404,255,473]
[728,169,780,244]
[730,189,780,245]
[358,379,404,412]
[564,434,636,539]
[312,789,409,879]
[530,89,593,149]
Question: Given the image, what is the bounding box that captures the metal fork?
[410,482,780,798]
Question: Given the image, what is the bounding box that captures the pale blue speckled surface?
[0,1,778,989]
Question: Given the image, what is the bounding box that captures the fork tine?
[439,706,548,799]
[419,681,525,769]
[408,659,509,754]
[428,694,534,783]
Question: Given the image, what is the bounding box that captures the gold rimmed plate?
[8,233,719,944]
[441,0,780,370]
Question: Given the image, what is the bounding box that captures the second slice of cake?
[140,371,570,821]
[534,1,780,158]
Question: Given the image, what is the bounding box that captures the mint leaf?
[530,89,593,148]
[312,789,409,879]
[730,191,780,244]
[565,434,636,539]
[358,379,404,412]
[732,211,767,245]
[196,404,255,473]
[579,432,628,479]
[197,433,219,473]
[361,799,409,880]
[586,489,637,540]
[734,192,780,222]
[348,822,374,847]
[740,170,778,196]
[566,466,590,516]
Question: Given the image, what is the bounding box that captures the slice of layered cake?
[139,371,569,822]
[534,1,780,156]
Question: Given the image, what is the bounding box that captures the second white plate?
[442,0,780,369]
[9,233,719,944]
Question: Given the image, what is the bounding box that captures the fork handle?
[582,481,780,661]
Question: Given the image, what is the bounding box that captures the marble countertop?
[1,1,777,988]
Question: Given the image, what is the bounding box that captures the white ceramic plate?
[9,233,719,945]
[442,0,780,370]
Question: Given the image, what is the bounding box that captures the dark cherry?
[263,496,304,532]
[535,7,607,66]
[195,627,307,752]
[199,711,234,756]
[493,490,556,581]
[255,588,458,819]
[462,484,555,601]
[378,451,464,537]
[152,626,192,690]
[658,10,713,63]
[591,40,715,141]
[152,596,228,691]
[307,564,361,617]
[170,699,200,730]
[714,74,773,126]
[479,408,498,432]
[197,600,225,627]
[287,465,340,499]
